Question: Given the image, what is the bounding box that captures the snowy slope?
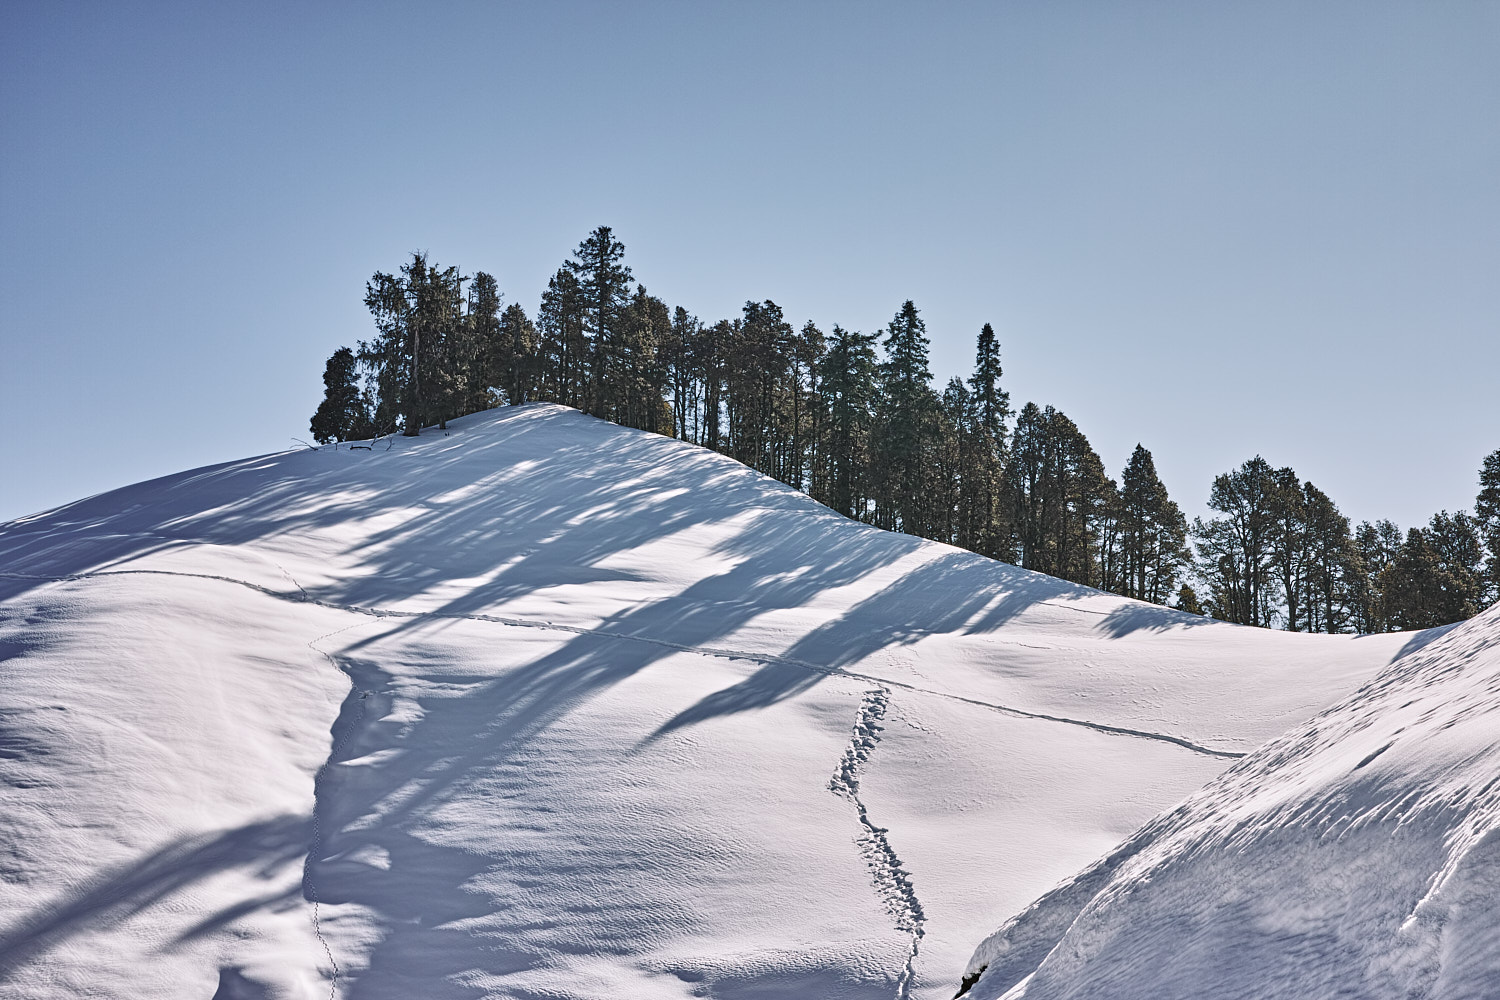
[0,404,1413,999]
[961,602,1500,1000]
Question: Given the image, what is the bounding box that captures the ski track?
[0,568,1244,760]
[831,687,926,1000]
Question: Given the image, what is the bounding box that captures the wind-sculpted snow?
[962,603,1500,1000]
[0,404,1416,998]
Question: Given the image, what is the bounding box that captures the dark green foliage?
[962,324,1011,560]
[498,302,540,407]
[317,228,1483,630]
[1174,583,1205,615]
[359,252,467,435]
[1382,524,1479,630]
[872,301,942,535]
[566,226,633,419]
[1477,449,1500,603]
[537,267,587,409]
[1005,403,1111,586]
[1351,519,1403,632]
[1299,482,1358,633]
[818,325,879,519]
[1193,457,1279,627]
[309,347,370,444]
[466,272,504,412]
[1117,445,1188,605]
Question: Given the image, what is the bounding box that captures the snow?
[961,602,1500,1000]
[0,403,1417,998]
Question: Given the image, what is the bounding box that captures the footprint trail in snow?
[831,687,926,1000]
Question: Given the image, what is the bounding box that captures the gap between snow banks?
[0,569,1243,760]
[303,622,376,1000]
[830,687,926,1000]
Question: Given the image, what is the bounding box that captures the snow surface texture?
[963,604,1500,1000]
[0,404,1413,999]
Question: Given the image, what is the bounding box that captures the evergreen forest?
[311,227,1500,633]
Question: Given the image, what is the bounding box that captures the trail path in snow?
[830,688,926,999]
[0,568,1244,761]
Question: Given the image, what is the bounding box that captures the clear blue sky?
[2,2,1496,527]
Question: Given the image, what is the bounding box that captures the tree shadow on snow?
[0,404,1112,997]
[0,815,310,975]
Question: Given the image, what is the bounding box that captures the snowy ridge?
[0,566,1244,761]
[962,603,1500,1000]
[0,404,1417,998]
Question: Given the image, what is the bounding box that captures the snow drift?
[962,601,1500,1000]
[0,404,1415,999]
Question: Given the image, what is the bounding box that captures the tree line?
[311,226,1500,632]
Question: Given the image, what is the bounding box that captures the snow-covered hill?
[961,593,1500,1000]
[0,404,1415,999]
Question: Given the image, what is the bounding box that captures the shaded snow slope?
[0,404,1411,999]
[962,603,1500,1000]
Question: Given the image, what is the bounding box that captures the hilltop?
[0,405,1419,999]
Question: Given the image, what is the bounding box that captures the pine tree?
[790,321,826,492]
[1267,466,1311,631]
[965,323,1011,560]
[1382,526,1477,630]
[1192,456,1279,626]
[665,307,700,441]
[467,271,504,411]
[698,319,732,452]
[1006,403,1110,585]
[1424,510,1485,613]
[537,267,587,409]
[818,325,879,520]
[1117,444,1188,604]
[499,302,539,406]
[565,226,632,419]
[1300,482,1357,632]
[1174,583,1205,615]
[938,378,972,546]
[1476,448,1500,604]
[360,268,410,435]
[309,347,369,444]
[1351,519,1403,632]
[872,301,940,535]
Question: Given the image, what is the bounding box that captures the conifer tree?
[1117,444,1188,604]
[466,271,503,411]
[565,226,632,419]
[499,301,539,406]
[1267,466,1311,631]
[309,347,369,444]
[938,378,972,546]
[1193,456,1279,626]
[665,307,700,441]
[872,301,940,535]
[1424,510,1485,613]
[1476,448,1500,604]
[1174,583,1205,615]
[1352,519,1403,632]
[1006,403,1110,585]
[965,323,1011,559]
[1300,482,1357,632]
[789,321,826,492]
[818,325,879,520]
[698,319,731,452]
[1382,526,1476,630]
[537,267,587,409]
